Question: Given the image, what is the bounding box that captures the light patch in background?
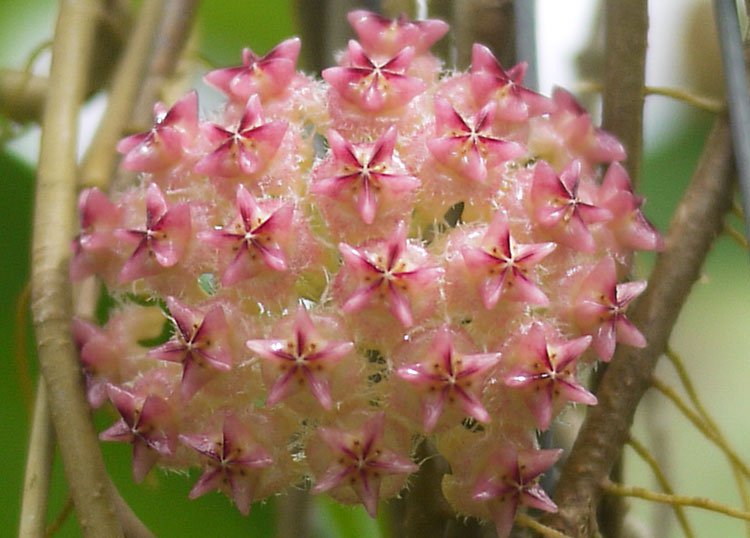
[537,0,721,151]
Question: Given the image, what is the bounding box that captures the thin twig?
[14,281,34,416]
[651,377,750,479]
[30,0,123,535]
[19,383,55,538]
[724,223,749,249]
[80,0,166,189]
[603,481,750,522]
[45,496,74,538]
[546,119,735,537]
[516,513,573,538]
[626,437,694,538]
[644,85,725,114]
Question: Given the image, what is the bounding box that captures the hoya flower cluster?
[70,11,661,537]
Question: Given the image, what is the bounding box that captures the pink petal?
[338,243,379,274]
[356,180,377,224]
[421,391,447,432]
[557,377,598,406]
[369,126,398,166]
[387,282,414,327]
[303,369,334,410]
[327,129,361,169]
[615,317,647,348]
[593,321,617,361]
[342,281,381,314]
[151,203,191,267]
[521,484,558,513]
[487,497,518,538]
[617,280,648,306]
[132,441,160,483]
[506,271,549,306]
[188,468,223,499]
[311,463,351,494]
[195,306,232,370]
[265,368,301,407]
[181,356,219,399]
[455,386,492,423]
[351,472,381,517]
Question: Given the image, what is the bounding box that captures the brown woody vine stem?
[545,118,735,537]
[30,0,123,535]
[602,0,648,183]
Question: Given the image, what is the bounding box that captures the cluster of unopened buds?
[70,10,662,537]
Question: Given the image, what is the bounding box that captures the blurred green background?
[2,1,749,537]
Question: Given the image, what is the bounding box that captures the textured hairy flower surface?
[72,10,660,536]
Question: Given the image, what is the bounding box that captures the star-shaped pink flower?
[427,97,526,183]
[312,127,420,224]
[347,10,449,56]
[530,160,611,252]
[550,87,626,164]
[473,447,561,538]
[396,326,501,432]
[461,211,556,309]
[148,297,232,399]
[311,413,419,517]
[179,414,273,515]
[573,257,647,361]
[70,187,122,280]
[504,324,596,430]
[204,37,301,102]
[116,91,199,172]
[199,185,293,286]
[337,222,442,327]
[470,44,553,121]
[246,307,354,410]
[100,384,174,482]
[194,95,287,178]
[598,162,664,251]
[323,40,426,113]
[115,183,191,283]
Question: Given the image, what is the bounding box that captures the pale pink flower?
[323,40,426,113]
[117,91,199,172]
[427,97,525,183]
[246,307,354,410]
[116,183,191,282]
[530,160,611,252]
[473,447,561,538]
[70,187,122,280]
[337,222,442,327]
[198,185,293,286]
[100,385,174,482]
[504,324,596,430]
[598,162,664,251]
[194,95,287,178]
[347,10,448,56]
[312,127,419,224]
[396,326,501,432]
[311,413,418,517]
[573,257,647,361]
[470,44,553,121]
[148,297,232,399]
[204,38,301,101]
[461,211,556,309]
[180,414,273,515]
